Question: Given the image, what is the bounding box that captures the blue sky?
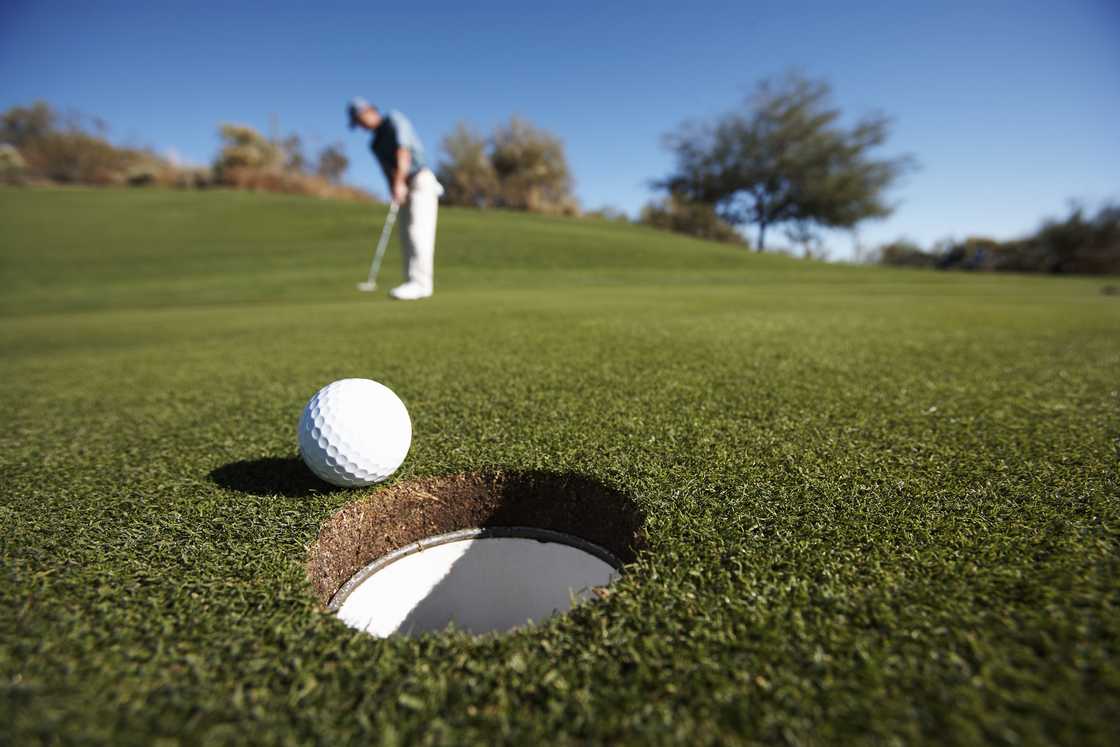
[2,0,1118,256]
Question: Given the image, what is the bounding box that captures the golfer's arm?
[394,148,411,195]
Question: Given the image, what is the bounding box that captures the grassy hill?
[1,187,1117,744]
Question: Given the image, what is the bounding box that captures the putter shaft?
[360,202,399,290]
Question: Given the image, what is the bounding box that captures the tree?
[316,143,348,183]
[278,133,305,172]
[489,116,575,213]
[658,72,914,250]
[437,122,497,207]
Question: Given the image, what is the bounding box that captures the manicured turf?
[1,186,1117,744]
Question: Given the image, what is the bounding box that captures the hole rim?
[306,470,646,608]
[327,526,624,613]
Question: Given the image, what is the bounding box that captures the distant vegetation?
[583,205,630,223]
[4,98,1116,274]
[875,203,1120,275]
[211,123,368,201]
[437,117,578,215]
[639,196,747,246]
[0,101,371,201]
[653,71,914,252]
[1,101,188,187]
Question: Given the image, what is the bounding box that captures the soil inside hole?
[306,470,645,606]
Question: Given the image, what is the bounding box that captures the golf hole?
[307,471,644,638]
[330,528,619,636]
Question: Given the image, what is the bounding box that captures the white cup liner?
[328,527,622,637]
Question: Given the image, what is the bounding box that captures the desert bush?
[169,166,213,189]
[640,196,747,245]
[24,131,148,185]
[876,204,1120,275]
[874,238,938,268]
[210,124,369,200]
[126,164,159,186]
[0,144,27,183]
[934,236,1001,270]
[1,101,175,186]
[437,117,576,214]
[213,124,284,180]
[210,123,367,199]
[438,123,498,208]
[490,117,574,212]
[121,160,212,189]
[1009,204,1120,274]
[1,101,53,148]
[0,101,369,201]
[585,206,630,222]
[218,166,372,202]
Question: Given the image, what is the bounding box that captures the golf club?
[357,201,399,292]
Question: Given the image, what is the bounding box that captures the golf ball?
[298,378,412,487]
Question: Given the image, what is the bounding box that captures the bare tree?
[316,143,348,183]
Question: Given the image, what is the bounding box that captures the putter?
[357,202,399,292]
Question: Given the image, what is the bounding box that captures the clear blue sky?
[2,0,1118,256]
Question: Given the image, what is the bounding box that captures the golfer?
[348,98,443,300]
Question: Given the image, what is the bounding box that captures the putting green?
[1,187,1117,744]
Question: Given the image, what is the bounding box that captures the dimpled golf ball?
[298,378,412,487]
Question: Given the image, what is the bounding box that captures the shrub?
[935,237,1001,270]
[875,204,1120,275]
[585,206,630,223]
[639,196,747,245]
[438,123,498,208]
[437,117,577,214]
[217,166,372,202]
[0,102,370,202]
[0,144,27,183]
[1011,204,1120,275]
[169,167,213,190]
[874,238,937,267]
[213,124,284,181]
[1,101,53,148]
[1,101,177,186]
[208,124,369,200]
[490,117,575,213]
[24,131,151,185]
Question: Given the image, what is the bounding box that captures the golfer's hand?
[392,181,408,205]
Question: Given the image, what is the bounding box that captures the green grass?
[1,186,1117,745]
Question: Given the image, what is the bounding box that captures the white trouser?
[400,169,443,292]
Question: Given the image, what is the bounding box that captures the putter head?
[356,281,377,292]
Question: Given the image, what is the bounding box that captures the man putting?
[348,98,443,300]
